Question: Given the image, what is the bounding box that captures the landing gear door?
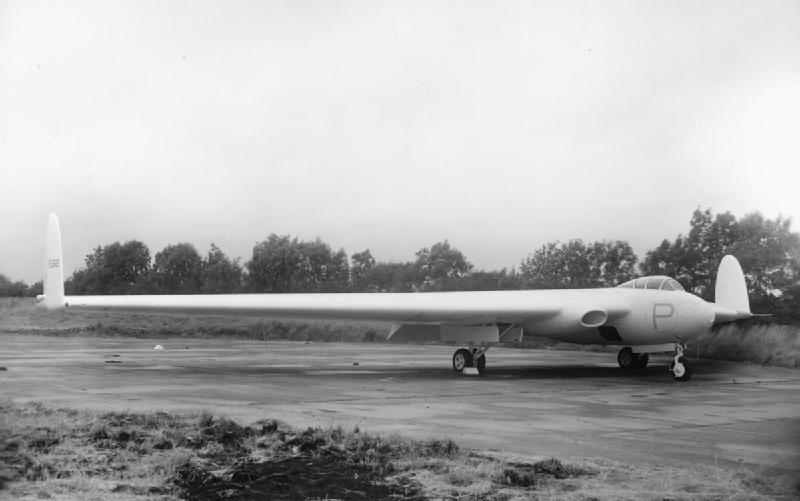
[441,325,499,343]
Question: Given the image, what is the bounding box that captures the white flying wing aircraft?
[38,214,753,381]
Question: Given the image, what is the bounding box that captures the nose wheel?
[670,343,692,381]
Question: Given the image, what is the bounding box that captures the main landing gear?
[617,344,692,381]
[452,346,488,375]
[617,347,649,370]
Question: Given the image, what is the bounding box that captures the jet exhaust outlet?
[581,309,608,328]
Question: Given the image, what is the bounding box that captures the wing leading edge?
[62,291,564,325]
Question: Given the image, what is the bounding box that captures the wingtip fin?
[714,255,751,321]
[41,213,65,309]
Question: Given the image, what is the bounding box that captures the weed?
[26,429,60,452]
[421,437,459,456]
[501,466,538,487]
[88,422,108,441]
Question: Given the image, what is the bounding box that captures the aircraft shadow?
[476,365,672,380]
[177,363,680,382]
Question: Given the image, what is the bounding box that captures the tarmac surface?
[2,334,799,476]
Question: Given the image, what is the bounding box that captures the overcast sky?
[2,0,799,284]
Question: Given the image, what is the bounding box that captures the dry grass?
[689,322,800,368]
[1,402,791,500]
[0,402,193,500]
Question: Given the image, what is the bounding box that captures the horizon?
[3,206,792,285]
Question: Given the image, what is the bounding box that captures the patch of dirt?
[501,457,594,488]
[0,439,23,489]
[175,454,421,501]
[26,429,60,451]
[111,483,169,496]
[173,421,424,500]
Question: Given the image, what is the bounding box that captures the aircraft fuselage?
[522,288,714,346]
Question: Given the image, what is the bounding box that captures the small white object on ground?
[154,345,164,350]
[462,367,480,375]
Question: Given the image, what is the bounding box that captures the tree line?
[3,208,799,320]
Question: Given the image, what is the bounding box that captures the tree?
[294,240,350,292]
[775,283,800,321]
[454,268,523,291]
[414,240,473,291]
[520,241,567,288]
[359,261,420,292]
[641,208,800,318]
[590,240,638,286]
[246,235,350,292]
[0,274,27,297]
[150,243,202,294]
[520,239,637,289]
[325,248,350,292]
[728,213,800,313]
[201,244,243,293]
[66,241,151,294]
[26,280,43,297]
[246,235,299,292]
[350,249,375,291]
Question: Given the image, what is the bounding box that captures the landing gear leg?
[471,346,488,375]
[669,343,692,381]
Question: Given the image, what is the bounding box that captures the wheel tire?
[672,356,692,381]
[637,353,649,369]
[617,347,635,369]
[452,349,473,373]
[475,354,486,375]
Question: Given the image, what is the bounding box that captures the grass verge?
[687,321,800,368]
[1,402,792,500]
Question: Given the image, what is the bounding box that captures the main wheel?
[617,347,635,369]
[452,349,473,373]
[636,353,649,369]
[475,354,486,375]
[670,356,692,381]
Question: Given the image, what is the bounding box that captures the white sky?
[2,0,800,283]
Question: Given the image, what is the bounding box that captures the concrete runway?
[2,334,799,476]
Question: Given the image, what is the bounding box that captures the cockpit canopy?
[617,276,684,291]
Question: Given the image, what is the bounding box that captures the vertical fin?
[714,255,750,314]
[40,213,65,309]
